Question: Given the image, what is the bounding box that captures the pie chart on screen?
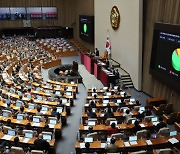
[172,48,180,71]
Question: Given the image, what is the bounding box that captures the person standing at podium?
[95,48,99,56]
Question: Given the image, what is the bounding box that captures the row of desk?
[80,52,116,86]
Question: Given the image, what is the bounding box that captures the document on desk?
[40,111,46,114]
[153,122,159,126]
[2,135,12,140]
[146,140,152,145]
[32,123,40,127]
[140,124,145,127]
[168,138,179,144]
[103,96,109,98]
[84,126,89,130]
[23,138,30,143]
[101,143,106,148]
[124,142,130,147]
[85,104,89,107]
[80,143,85,148]
[130,141,137,145]
[48,124,54,128]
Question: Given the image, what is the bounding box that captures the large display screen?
[79,15,94,43]
[150,23,180,92]
[0,8,10,20]
[10,7,26,20]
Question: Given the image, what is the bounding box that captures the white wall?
[95,0,142,90]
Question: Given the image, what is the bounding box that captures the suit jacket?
[105,143,119,153]
[156,122,167,131]
[34,139,50,152]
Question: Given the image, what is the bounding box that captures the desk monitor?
[132,119,136,124]
[92,93,97,97]
[3,112,9,117]
[55,91,61,95]
[114,86,118,90]
[36,87,41,92]
[88,121,96,126]
[117,99,121,103]
[28,104,35,109]
[62,99,67,104]
[106,92,111,96]
[45,90,50,93]
[41,106,48,111]
[56,85,60,89]
[129,136,137,141]
[17,115,24,120]
[71,81,75,84]
[5,100,10,104]
[130,98,135,102]
[16,101,22,107]
[170,131,177,136]
[46,83,50,87]
[57,107,63,113]
[9,89,14,93]
[151,133,157,139]
[27,94,31,98]
[37,96,43,100]
[107,137,111,143]
[25,132,33,138]
[67,86,72,90]
[120,91,125,95]
[103,100,109,104]
[66,92,72,96]
[139,107,145,111]
[18,92,22,96]
[43,134,52,141]
[110,121,117,125]
[103,87,108,90]
[152,117,158,122]
[8,129,16,136]
[33,117,40,123]
[50,119,57,125]
[84,137,93,143]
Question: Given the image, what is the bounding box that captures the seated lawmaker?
[105,138,119,153]
[155,117,167,132]
[87,108,97,118]
[104,108,114,119]
[81,142,94,153]
[107,122,119,136]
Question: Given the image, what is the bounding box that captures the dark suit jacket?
[34,139,50,152]
[88,112,97,118]
[156,122,167,131]
[104,112,114,118]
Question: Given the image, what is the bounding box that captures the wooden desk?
[146,97,167,107]
[42,59,61,69]
[75,134,180,153]
[0,132,55,147]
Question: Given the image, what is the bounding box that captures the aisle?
[56,84,87,154]
[78,64,104,89]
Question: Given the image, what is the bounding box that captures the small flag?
[106,36,111,55]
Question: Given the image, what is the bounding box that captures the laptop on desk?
[170,131,177,136]
[84,137,93,143]
[88,121,96,126]
[8,129,16,136]
[129,136,137,142]
[43,134,52,141]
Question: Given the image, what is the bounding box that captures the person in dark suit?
[81,142,94,153]
[141,106,152,118]
[89,100,96,108]
[11,137,22,148]
[51,107,59,117]
[132,120,142,134]
[95,48,99,56]
[155,117,167,132]
[104,108,114,119]
[34,133,50,152]
[87,108,97,118]
[105,138,119,153]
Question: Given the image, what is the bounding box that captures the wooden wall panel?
[0,0,63,28]
[143,0,180,111]
[0,0,94,49]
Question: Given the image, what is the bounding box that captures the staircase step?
[121,75,130,78]
[123,82,133,85]
[121,79,132,82]
[125,85,134,88]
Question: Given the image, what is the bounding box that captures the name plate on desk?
[124,142,130,147]
[146,140,152,145]
[130,141,138,145]
[101,143,106,148]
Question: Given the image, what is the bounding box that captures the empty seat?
[144,116,154,123]
[153,148,172,154]
[158,127,170,137]
[106,118,117,125]
[11,146,25,154]
[136,130,147,139]
[127,118,136,124]
[111,133,124,140]
[163,112,178,124]
[164,104,173,115]
[153,104,166,115]
[31,150,45,154]
[87,132,99,141]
